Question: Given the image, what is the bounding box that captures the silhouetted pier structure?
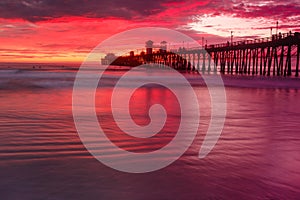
[110,32,300,77]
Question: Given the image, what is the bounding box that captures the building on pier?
[101,32,300,77]
[101,53,117,65]
[146,40,154,55]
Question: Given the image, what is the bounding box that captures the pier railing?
[110,32,300,77]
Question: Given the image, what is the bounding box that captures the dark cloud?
[234,4,300,20]
[219,0,300,20]
[0,0,167,21]
[0,0,299,24]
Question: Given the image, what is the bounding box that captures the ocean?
[0,64,299,199]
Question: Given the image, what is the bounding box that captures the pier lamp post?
[270,27,273,37]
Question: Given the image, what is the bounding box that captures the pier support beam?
[296,44,300,77]
[286,44,292,76]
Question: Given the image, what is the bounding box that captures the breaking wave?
[0,68,300,90]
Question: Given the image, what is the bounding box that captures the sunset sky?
[0,0,299,63]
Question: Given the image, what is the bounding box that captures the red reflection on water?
[96,85,181,153]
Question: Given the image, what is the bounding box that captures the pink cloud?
[0,0,299,62]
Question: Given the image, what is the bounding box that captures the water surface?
[0,67,299,199]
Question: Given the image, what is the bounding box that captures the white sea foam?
[0,68,299,89]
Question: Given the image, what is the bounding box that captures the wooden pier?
[110,32,300,77]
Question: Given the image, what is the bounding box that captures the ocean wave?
[0,69,300,90]
[220,75,300,89]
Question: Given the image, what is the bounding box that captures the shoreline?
[0,67,300,90]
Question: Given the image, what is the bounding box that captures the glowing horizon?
[0,0,299,63]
